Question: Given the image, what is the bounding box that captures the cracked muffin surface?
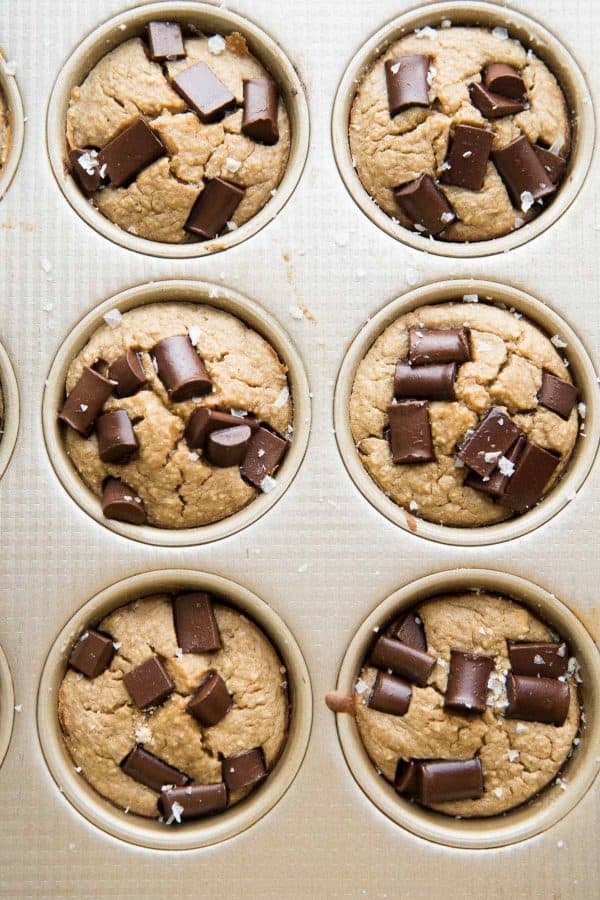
[62,301,292,528]
[59,594,289,817]
[355,592,580,817]
[350,301,579,527]
[349,25,570,242]
[66,31,290,243]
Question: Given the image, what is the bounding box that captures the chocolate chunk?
[121,746,189,792]
[147,21,186,61]
[387,401,434,464]
[395,174,456,235]
[465,435,527,498]
[159,783,228,822]
[69,628,114,678]
[538,371,577,420]
[185,408,257,450]
[172,61,235,122]
[385,55,430,116]
[206,425,252,467]
[58,366,114,435]
[173,593,222,654]
[153,335,212,402]
[469,82,525,119]
[370,636,436,687]
[394,361,457,401]
[102,477,146,524]
[394,760,420,797]
[505,673,570,726]
[222,748,267,792]
[440,125,493,191]
[508,642,569,678]
[240,427,288,488]
[96,410,139,463]
[458,407,521,478]
[444,651,494,715]
[391,612,427,652]
[493,135,557,206]
[184,177,245,240]
[98,118,166,188]
[533,145,567,185]
[500,441,560,512]
[367,672,412,716]
[108,350,147,398]
[68,148,102,194]
[123,657,174,709]
[419,758,484,804]
[188,672,233,726]
[483,63,526,99]
[242,78,279,144]
[409,327,471,365]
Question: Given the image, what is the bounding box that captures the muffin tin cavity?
[0,339,20,484]
[0,54,25,201]
[0,642,15,770]
[37,570,312,851]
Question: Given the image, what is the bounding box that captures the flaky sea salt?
[409,500,419,511]
[551,334,568,349]
[260,475,277,493]
[77,150,99,175]
[534,654,545,665]
[508,749,519,762]
[463,293,479,303]
[355,679,370,695]
[103,308,122,329]
[415,26,437,39]
[226,220,238,231]
[520,191,534,212]
[492,26,509,39]
[167,801,185,824]
[454,456,465,468]
[493,787,504,798]
[484,451,501,463]
[79,403,88,413]
[274,386,290,408]
[441,211,454,223]
[188,451,199,462]
[390,62,401,74]
[188,324,201,346]
[208,34,226,54]
[515,722,528,734]
[498,456,515,477]
[578,402,587,419]
[224,156,242,174]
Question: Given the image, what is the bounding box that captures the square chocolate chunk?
[123,657,174,709]
[69,628,115,678]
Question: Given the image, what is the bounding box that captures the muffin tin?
[0,53,25,202]
[1,0,599,897]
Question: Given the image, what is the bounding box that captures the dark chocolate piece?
[184,177,245,240]
[159,783,228,821]
[240,427,288,488]
[458,407,521,478]
[173,593,222,654]
[370,636,436,687]
[440,125,494,191]
[188,672,233,726]
[538,371,577,420]
[123,657,174,709]
[493,135,557,206]
[464,434,527,498]
[206,425,252,467]
[533,145,567,185]
[222,747,267,792]
[172,61,235,122]
[469,82,525,119]
[394,361,457,401]
[102,477,146,525]
[68,148,102,194]
[483,63,526,99]
[419,758,484,804]
[185,408,257,449]
[387,401,434,464]
[147,21,186,61]
[395,174,456,235]
[69,628,114,678]
[98,118,165,188]
[409,327,471,366]
[242,78,279,144]
[153,335,212,402]
[368,672,412,716]
[508,642,568,678]
[444,651,494,715]
[500,441,560,512]
[108,350,147,398]
[391,612,427,653]
[394,760,420,797]
[385,55,430,116]
[58,366,114,435]
[505,673,570,726]
[121,746,189,792]
[96,410,139,463]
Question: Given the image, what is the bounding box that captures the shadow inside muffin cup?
[36,569,312,851]
[334,278,600,547]
[46,0,309,258]
[334,568,600,849]
[0,339,20,484]
[0,641,15,770]
[0,54,25,201]
[42,280,311,547]
[331,0,595,258]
